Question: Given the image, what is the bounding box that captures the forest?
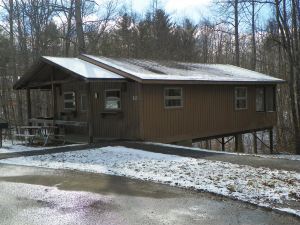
[0,0,299,154]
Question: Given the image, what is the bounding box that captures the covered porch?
[13,56,123,144]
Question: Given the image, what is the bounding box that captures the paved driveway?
[123,142,300,172]
[0,163,299,225]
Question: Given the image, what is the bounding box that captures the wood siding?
[57,80,277,143]
[141,84,277,143]
[57,81,140,139]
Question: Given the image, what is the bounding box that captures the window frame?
[80,93,88,112]
[164,87,183,109]
[104,89,121,111]
[266,86,276,112]
[256,87,266,112]
[63,91,76,111]
[234,87,248,110]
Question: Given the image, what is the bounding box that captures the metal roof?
[14,55,284,89]
[83,54,284,84]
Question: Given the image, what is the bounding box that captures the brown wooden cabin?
[14,54,284,147]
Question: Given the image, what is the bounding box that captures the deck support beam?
[51,71,58,124]
[234,135,238,152]
[26,88,31,125]
[86,82,94,144]
[253,132,258,154]
[221,137,225,151]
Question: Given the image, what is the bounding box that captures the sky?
[125,0,213,23]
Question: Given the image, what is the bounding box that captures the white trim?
[104,89,121,110]
[164,87,183,109]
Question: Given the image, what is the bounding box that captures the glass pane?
[105,99,121,109]
[266,87,275,111]
[64,92,75,100]
[106,90,120,98]
[165,99,182,107]
[235,88,246,98]
[236,99,246,109]
[64,102,75,109]
[256,88,265,111]
[165,88,182,97]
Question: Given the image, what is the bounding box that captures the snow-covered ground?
[0,140,83,154]
[1,146,299,217]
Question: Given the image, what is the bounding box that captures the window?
[64,92,76,110]
[105,90,121,110]
[256,88,265,112]
[80,94,87,111]
[164,88,183,108]
[256,87,276,112]
[235,87,247,110]
[266,87,276,112]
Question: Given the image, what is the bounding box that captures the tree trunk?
[75,0,85,54]
[65,0,74,56]
[251,0,256,70]
[234,0,240,66]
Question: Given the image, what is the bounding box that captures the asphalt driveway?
[0,163,299,225]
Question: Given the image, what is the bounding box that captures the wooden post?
[86,82,93,144]
[26,88,31,125]
[221,137,225,151]
[51,71,58,125]
[269,128,273,154]
[253,132,258,154]
[234,135,238,152]
[0,128,2,148]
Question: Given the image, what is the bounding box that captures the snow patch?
[0,140,84,153]
[1,146,299,217]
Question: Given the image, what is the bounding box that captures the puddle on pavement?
[0,163,184,199]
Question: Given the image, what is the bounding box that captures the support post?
[51,73,58,125]
[86,82,93,144]
[253,132,257,154]
[0,128,2,148]
[221,137,225,151]
[234,135,238,152]
[269,128,273,154]
[26,88,31,125]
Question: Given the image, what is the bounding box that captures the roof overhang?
[13,57,125,90]
[14,58,87,90]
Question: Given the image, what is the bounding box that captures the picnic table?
[15,125,65,146]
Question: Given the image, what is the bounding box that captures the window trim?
[234,87,248,110]
[63,91,76,111]
[104,89,121,111]
[80,94,87,112]
[164,87,183,109]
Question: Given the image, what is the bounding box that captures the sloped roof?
[43,57,124,79]
[83,54,284,84]
[14,54,284,89]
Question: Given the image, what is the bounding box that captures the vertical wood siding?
[141,84,277,143]
[58,81,140,139]
[57,80,277,143]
